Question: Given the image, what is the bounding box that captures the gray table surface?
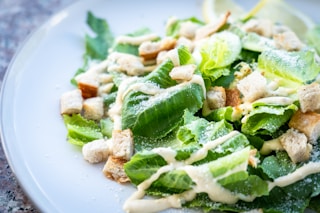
[0,0,319,212]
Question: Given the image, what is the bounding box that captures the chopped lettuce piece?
[241,104,298,136]
[85,11,114,60]
[306,25,320,55]
[124,151,168,185]
[242,32,275,52]
[200,31,242,83]
[100,118,113,138]
[110,28,155,56]
[258,49,320,87]
[63,114,103,146]
[122,82,204,138]
[204,106,239,122]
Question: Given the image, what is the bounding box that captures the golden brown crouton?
[60,89,83,114]
[83,97,104,120]
[103,156,130,183]
[169,64,196,82]
[139,37,176,61]
[298,82,320,113]
[279,129,311,163]
[206,86,226,110]
[225,88,241,107]
[274,31,303,51]
[112,129,134,161]
[289,110,320,143]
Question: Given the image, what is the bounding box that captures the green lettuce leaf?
[124,151,167,185]
[110,28,155,56]
[199,31,242,83]
[306,25,320,55]
[63,114,103,146]
[122,82,204,138]
[242,32,275,52]
[258,49,320,87]
[241,104,298,136]
[85,11,114,60]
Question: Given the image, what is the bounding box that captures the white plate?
[0,0,318,213]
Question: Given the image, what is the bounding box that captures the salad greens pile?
[61,2,320,213]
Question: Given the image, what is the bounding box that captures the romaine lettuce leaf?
[124,150,168,185]
[63,114,103,146]
[110,28,155,56]
[199,31,242,83]
[85,11,114,60]
[122,82,204,138]
[241,104,298,136]
[306,25,320,55]
[258,49,320,87]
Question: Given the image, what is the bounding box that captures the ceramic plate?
[0,0,318,212]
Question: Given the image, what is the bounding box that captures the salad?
[60,0,320,212]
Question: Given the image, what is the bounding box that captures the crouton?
[82,139,111,164]
[169,64,196,82]
[242,19,273,38]
[60,89,83,114]
[139,37,176,61]
[289,110,320,143]
[206,86,226,110]
[274,31,304,51]
[225,88,241,107]
[107,52,145,76]
[280,128,311,163]
[98,73,113,84]
[83,97,104,120]
[298,83,320,113]
[98,83,114,96]
[103,156,130,183]
[76,72,99,99]
[195,11,230,40]
[112,129,134,161]
[175,37,194,52]
[179,21,201,39]
[237,71,267,102]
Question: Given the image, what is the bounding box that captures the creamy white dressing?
[122,82,164,98]
[167,49,180,66]
[269,161,320,190]
[108,77,139,130]
[186,131,239,164]
[253,96,294,106]
[86,58,109,74]
[116,33,159,45]
[183,164,239,204]
[124,131,246,213]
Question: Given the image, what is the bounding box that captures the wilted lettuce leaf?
[63,114,103,146]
